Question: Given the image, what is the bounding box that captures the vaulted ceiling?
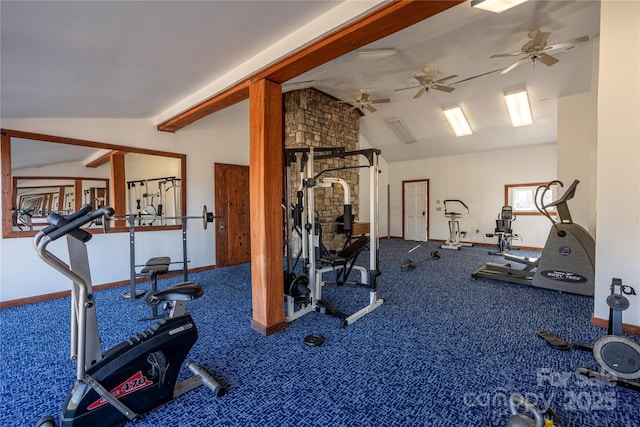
[1,1,601,163]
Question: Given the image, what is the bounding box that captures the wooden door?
[215,163,250,267]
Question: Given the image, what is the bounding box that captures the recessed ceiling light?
[443,106,473,137]
[504,89,533,127]
[471,0,528,14]
[386,118,417,144]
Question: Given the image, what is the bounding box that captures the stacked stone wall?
[284,88,360,252]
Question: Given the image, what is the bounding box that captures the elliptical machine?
[440,199,472,250]
[472,180,595,296]
[35,205,226,427]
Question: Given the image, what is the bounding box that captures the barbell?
[97,205,222,232]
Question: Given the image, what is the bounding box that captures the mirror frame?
[1,128,187,238]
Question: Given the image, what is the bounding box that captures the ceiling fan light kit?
[504,89,533,127]
[443,106,473,137]
[471,0,528,14]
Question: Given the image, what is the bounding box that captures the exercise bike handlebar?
[34,206,115,287]
[40,205,114,243]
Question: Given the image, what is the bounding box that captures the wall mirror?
[1,129,186,238]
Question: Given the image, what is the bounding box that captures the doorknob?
[422,211,425,216]
[219,220,225,233]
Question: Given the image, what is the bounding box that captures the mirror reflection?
[12,177,109,230]
[2,129,186,237]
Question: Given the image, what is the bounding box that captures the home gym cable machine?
[283,147,383,327]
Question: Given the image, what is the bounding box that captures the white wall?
[594,0,639,326]
[0,102,250,302]
[557,91,597,233]
[388,143,558,249]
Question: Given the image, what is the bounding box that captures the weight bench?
[311,235,381,326]
[139,256,171,321]
[317,235,370,286]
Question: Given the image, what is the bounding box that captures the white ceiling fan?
[491,29,589,74]
[339,89,390,113]
[394,67,458,99]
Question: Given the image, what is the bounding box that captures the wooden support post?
[249,79,287,336]
[109,152,127,228]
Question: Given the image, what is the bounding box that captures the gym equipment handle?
[43,205,115,242]
[443,199,469,209]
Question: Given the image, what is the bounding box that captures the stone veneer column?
[284,88,361,252]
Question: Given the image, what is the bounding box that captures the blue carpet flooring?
[1,239,639,426]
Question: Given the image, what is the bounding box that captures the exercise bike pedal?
[35,415,55,427]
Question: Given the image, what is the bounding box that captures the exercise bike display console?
[34,205,226,427]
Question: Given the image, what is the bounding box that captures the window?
[505,182,557,215]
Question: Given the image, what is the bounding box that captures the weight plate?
[593,335,640,379]
[304,334,325,347]
[606,294,629,311]
[203,205,208,230]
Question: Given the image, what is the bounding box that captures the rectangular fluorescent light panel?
[504,90,533,127]
[443,106,473,137]
[386,118,417,144]
[471,0,528,13]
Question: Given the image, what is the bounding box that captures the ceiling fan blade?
[545,35,589,52]
[365,104,377,113]
[451,68,503,85]
[532,31,551,48]
[536,52,559,66]
[413,75,429,85]
[370,98,390,104]
[394,85,421,92]
[490,52,523,58]
[359,92,370,103]
[434,74,458,84]
[431,84,454,93]
[413,88,426,99]
[500,57,529,74]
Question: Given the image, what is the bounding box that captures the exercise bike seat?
[150,282,204,302]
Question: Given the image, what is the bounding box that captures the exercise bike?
[487,205,518,256]
[574,278,639,392]
[472,180,595,296]
[35,205,226,427]
[440,199,472,250]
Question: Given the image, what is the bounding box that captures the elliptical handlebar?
[535,180,580,224]
[443,199,469,217]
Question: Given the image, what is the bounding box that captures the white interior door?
[404,180,427,241]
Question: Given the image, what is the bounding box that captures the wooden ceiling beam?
[157,0,463,133]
